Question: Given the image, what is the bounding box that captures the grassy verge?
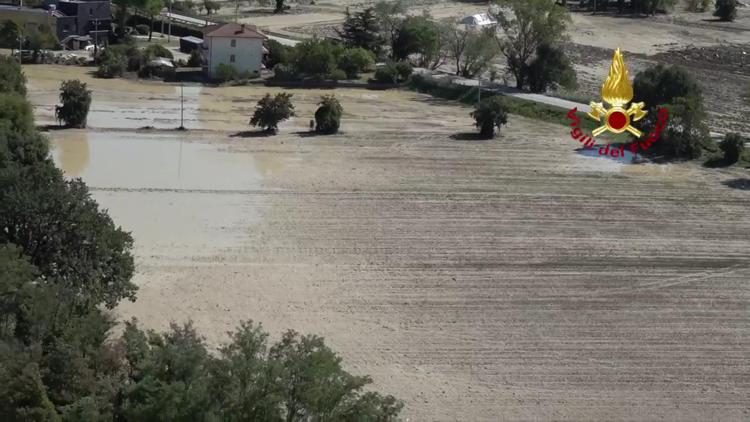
[407,74,630,142]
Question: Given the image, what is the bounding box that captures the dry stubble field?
[27,65,750,421]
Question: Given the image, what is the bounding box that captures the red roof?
[205,23,266,39]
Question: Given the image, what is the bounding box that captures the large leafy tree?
[392,14,444,68]
[492,0,570,89]
[633,64,709,159]
[143,0,164,41]
[447,26,499,78]
[0,56,26,96]
[250,93,295,133]
[314,95,343,134]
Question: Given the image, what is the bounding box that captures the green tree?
[719,133,744,164]
[143,0,164,41]
[373,0,405,55]
[215,63,239,82]
[314,95,343,134]
[118,320,214,421]
[143,43,174,59]
[0,56,26,95]
[447,26,499,78]
[265,39,293,69]
[0,20,21,49]
[112,0,149,39]
[203,0,220,17]
[714,0,737,21]
[96,49,127,78]
[492,0,570,89]
[525,43,576,93]
[338,8,385,56]
[269,330,402,421]
[392,14,443,68]
[337,47,375,78]
[250,93,295,133]
[633,64,709,159]
[187,49,202,67]
[274,0,285,13]
[0,93,35,134]
[472,96,508,139]
[292,39,341,79]
[55,80,92,128]
[26,24,58,62]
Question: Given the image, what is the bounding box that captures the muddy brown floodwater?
[28,65,750,421]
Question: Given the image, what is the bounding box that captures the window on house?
[90,8,93,16]
[230,54,235,63]
[230,39,236,47]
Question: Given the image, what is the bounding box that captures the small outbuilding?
[179,36,203,54]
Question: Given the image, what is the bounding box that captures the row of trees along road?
[337,0,577,93]
[0,55,402,420]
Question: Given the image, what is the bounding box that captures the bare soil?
[26,64,750,421]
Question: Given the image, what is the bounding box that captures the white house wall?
[207,36,263,78]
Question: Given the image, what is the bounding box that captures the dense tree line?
[0,55,401,421]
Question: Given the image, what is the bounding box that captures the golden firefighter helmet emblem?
[587,48,647,137]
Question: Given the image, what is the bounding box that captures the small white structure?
[461,13,497,27]
[204,22,267,79]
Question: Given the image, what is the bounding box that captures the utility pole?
[179,82,185,129]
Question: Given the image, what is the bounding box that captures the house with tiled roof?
[204,22,267,79]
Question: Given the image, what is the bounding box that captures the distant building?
[460,13,497,27]
[0,0,110,46]
[203,22,266,79]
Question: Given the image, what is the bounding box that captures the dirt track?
[28,65,750,421]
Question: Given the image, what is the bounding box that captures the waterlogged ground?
[27,65,750,421]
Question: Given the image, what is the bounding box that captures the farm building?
[203,22,266,79]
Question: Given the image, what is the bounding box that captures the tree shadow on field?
[38,124,67,132]
[722,179,750,190]
[703,156,731,168]
[450,132,490,141]
[293,131,327,138]
[229,130,275,138]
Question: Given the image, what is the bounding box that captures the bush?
[329,68,347,80]
[135,24,150,35]
[96,49,127,78]
[525,44,576,93]
[314,95,343,134]
[265,39,293,68]
[336,47,375,78]
[187,49,202,67]
[0,56,26,96]
[144,43,174,59]
[293,39,341,79]
[472,96,508,139]
[634,64,709,159]
[373,64,398,83]
[54,80,92,128]
[714,0,737,21]
[720,133,745,164]
[250,92,295,133]
[0,93,35,134]
[272,63,299,81]
[394,60,413,81]
[215,63,240,82]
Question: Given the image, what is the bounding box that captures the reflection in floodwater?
[51,131,262,191]
[55,131,90,177]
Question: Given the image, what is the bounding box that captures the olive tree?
[55,80,92,128]
[314,95,343,134]
[471,96,508,139]
[250,93,295,133]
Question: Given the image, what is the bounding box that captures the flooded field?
[28,65,750,421]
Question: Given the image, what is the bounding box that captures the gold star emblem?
[587,48,647,138]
